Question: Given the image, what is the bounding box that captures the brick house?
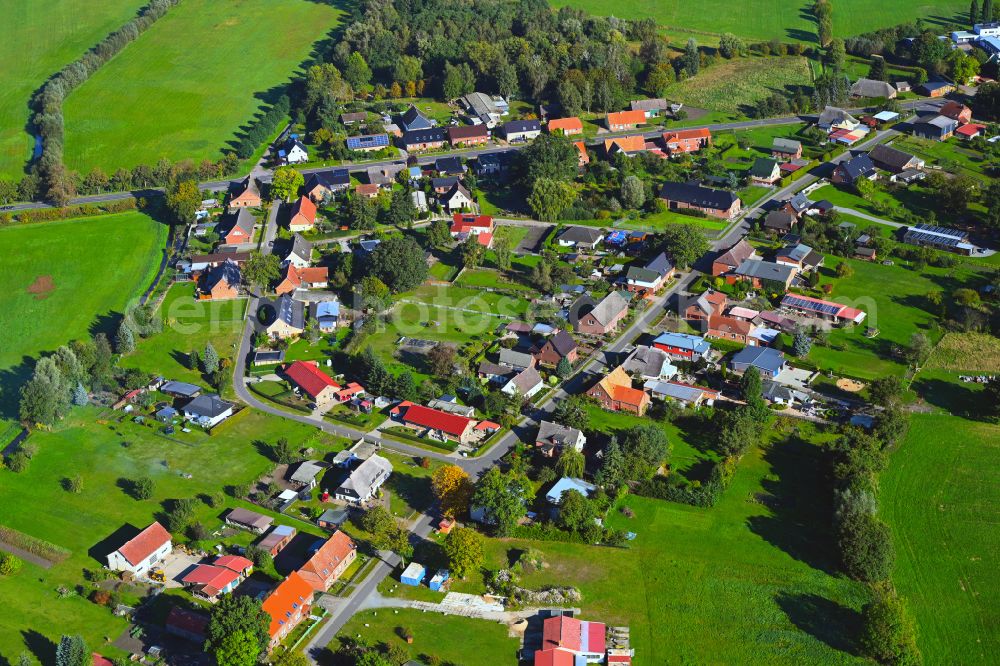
[586,366,650,415]
[262,572,313,650]
[535,330,578,367]
[289,196,317,232]
[606,109,646,131]
[229,175,261,208]
[576,291,630,336]
[712,238,757,276]
[662,127,712,155]
[297,531,357,592]
[659,181,741,219]
[448,125,489,146]
[547,117,583,136]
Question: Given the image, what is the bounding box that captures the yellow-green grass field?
[552,0,965,43]
[62,0,345,173]
[881,414,1000,664]
[0,407,319,660]
[664,56,813,116]
[0,0,146,179]
[120,281,247,386]
[0,212,166,416]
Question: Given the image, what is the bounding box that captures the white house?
[440,183,474,212]
[106,521,172,576]
[501,366,544,398]
[182,394,234,428]
[335,454,392,504]
[283,139,309,165]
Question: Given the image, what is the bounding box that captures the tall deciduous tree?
[432,465,474,518]
[205,595,270,666]
[270,166,304,201]
[369,236,429,292]
[443,527,484,578]
[555,446,586,478]
[242,251,281,290]
[166,179,201,224]
[471,467,531,535]
[860,587,922,665]
[528,178,576,222]
[661,223,709,269]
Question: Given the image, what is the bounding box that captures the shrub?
[0,552,23,576]
[838,512,895,582]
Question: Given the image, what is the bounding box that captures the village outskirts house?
[297,531,357,592]
[228,175,262,209]
[535,330,579,367]
[606,109,646,131]
[501,119,541,143]
[761,210,796,235]
[730,345,787,378]
[662,127,712,156]
[106,521,172,576]
[261,571,313,651]
[501,366,544,398]
[775,243,824,273]
[849,78,897,99]
[335,454,393,504]
[621,345,677,382]
[448,124,490,147]
[225,508,273,534]
[911,115,957,141]
[201,260,242,300]
[630,97,669,117]
[659,181,741,219]
[712,238,758,276]
[275,264,328,296]
[547,116,584,136]
[303,170,350,202]
[400,128,447,152]
[535,420,586,457]
[730,259,798,290]
[587,365,649,415]
[440,182,475,212]
[221,208,255,245]
[283,360,341,408]
[831,153,877,186]
[624,252,674,295]
[183,394,234,428]
[264,295,306,340]
[557,225,604,249]
[282,234,313,268]
[288,196,317,232]
[652,331,711,361]
[867,144,924,174]
[391,402,478,444]
[771,138,803,160]
[576,291,630,336]
[685,289,728,324]
[280,138,309,165]
[749,158,781,185]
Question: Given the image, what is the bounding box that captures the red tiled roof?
[543,616,582,651]
[214,555,253,572]
[611,383,647,407]
[335,382,365,400]
[708,313,753,337]
[476,232,493,247]
[955,123,985,137]
[281,264,329,290]
[548,117,583,132]
[451,213,494,234]
[574,141,589,163]
[291,196,316,224]
[284,361,339,399]
[356,183,380,195]
[117,521,171,567]
[181,564,241,595]
[262,571,313,638]
[534,648,576,666]
[93,654,115,666]
[401,404,474,438]
[298,531,356,591]
[165,606,209,638]
[475,420,501,430]
[607,109,646,126]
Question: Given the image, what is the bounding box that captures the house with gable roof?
[297,531,357,592]
[576,291,630,336]
[712,238,758,276]
[106,521,172,576]
[283,360,340,408]
[624,252,674,294]
[335,454,393,504]
[535,420,586,457]
[587,366,649,415]
[262,571,313,650]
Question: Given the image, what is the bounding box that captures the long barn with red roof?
[390,401,478,444]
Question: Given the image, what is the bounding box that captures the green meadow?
[552,0,965,43]
[0,213,166,415]
[0,0,145,179]
[62,0,345,173]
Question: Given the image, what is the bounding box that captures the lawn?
[890,135,993,183]
[880,413,1000,665]
[120,282,247,385]
[0,212,166,416]
[626,208,730,233]
[663,56,813,116]
[333,608,520,665]
[404,284,532,318]
[399,420,869,663]
[805,256,978,379]
[551,0,965,43]
[0,0,146,179]
[61,0,344,173]
[0,407,318,660]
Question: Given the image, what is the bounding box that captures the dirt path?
[0,540,55,569]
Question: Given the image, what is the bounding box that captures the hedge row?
[0,525,71,564]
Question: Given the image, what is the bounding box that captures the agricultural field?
[0,212,166,416]
[119,282,247,386]
[0,407,318,660]
[62,0,344,173]
[880,414,1000,665]
[664,56,812,117]
[552,0,965,43]
[0,0,145,179]
[805,255,979,379]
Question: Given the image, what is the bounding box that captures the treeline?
[2,197,138,225]
[824,379,922,664]
[233,94,290,159]
[30,0,181,205]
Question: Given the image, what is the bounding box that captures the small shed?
[429,570,450,591]
[317,508,349,530]
[155,406,178,423]
[400,562,426,586]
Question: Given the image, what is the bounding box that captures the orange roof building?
[289,196,317,232]
[604,135,646,156]
[297,531,357,592]
[574,141,590,166]
[262,571,313,649]
[275,264,329,295]
[662,127,712,155]
[547,117,583,135]
[106,521,172,575]
[586,366,650,416]
[606,109,646,130]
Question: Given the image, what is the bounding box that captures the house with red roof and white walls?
[106,521,172,576]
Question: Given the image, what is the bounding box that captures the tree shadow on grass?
[775,591,862,656]
[388,474,433,514]
[21,630,57,666]
[747,434,839,574]
[910,376,991,420]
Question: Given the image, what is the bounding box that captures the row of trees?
[30,0,181,204]
[825,380,921,663]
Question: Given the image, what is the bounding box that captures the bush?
[838,512,895,582]
[0,552,23,576]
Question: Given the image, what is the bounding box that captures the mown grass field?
[0,407,318,660]
[806,256,978,379]
[664,56,813,116]
[552,0,965,43]
[0,0,145,179]
[119,282,247,385]
[62,0,344,173]
[380,421,870,664]
[0,213,166,415]
[880,414,1000,664]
